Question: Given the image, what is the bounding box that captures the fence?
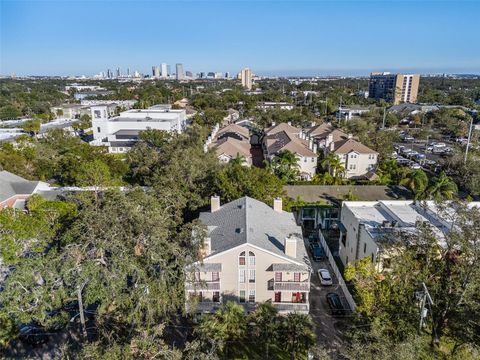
[318,229,357,312]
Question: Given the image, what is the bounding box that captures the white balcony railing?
[185,280,220,291]
[272,302,309,313]
[273,280,310,292]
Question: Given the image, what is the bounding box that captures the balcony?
[273,280,310,292]
[185,280,220,291]
[272,302,309,313]
[187,301,222,313]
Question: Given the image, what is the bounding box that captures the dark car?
[326,292,346,315]
[310,243,326,261]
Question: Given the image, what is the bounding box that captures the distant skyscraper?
[369,72,420,105]
[185,71,193,78]
[116,68,121,78]
[152,66,160,78]
[127,68,130,77]
[240,68,252,90]
[176,63,184,80]
[225,72,230,79]
[107,69,112,78]
[161,63,168,78]
[167,65,171,77]
[200,72,205,79]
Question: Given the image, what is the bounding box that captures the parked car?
[310,243,326,261]
[317,269,333,286]
[326,292,346,315]
[409,162,422,170]
[403,135,415,142]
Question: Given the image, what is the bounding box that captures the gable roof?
[213,137,251,159]
[199,197,309,267]
[216,124,249,140]
[333,138,378,154]
[265,131,317,157]
[305,123,334,138]
[0,171,43,203]
[264,122,301,135]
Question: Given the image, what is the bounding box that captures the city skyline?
[1,1,480,76]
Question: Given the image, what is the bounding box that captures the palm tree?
[280,313,316,360]
[426,172,458,200]
[248,303,280,359]
[400,169,429,199]
[321,152,346,181]
[196,301,247,356]
[271,150,300,183]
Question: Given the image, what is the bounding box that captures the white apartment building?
[257,102,295,111]
[336,106,372,120]
[90,105,186,153]
[338,200,480,270]
[263,122,318,180]
[186,196,311,314]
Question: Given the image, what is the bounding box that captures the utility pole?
[77,282,88,339]
[464,116,474,164]
[382,107,386,129]
[417,282,434,334]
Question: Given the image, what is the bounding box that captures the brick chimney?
[211,195,220,212]
[285,235,297,259]
[273,197,282,213]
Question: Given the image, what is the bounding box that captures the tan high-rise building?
[369,72,420,105]
[240,67,252,90]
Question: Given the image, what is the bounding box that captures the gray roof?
[199,197,309,267]
[186,263,222,272]
[271,263,308,272]
[0,171,40,203]
[113,129,140,136]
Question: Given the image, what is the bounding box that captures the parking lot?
[303,235,349,347]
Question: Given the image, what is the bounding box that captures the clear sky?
[1,0,479,76]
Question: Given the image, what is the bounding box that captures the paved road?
[305,238,347,347]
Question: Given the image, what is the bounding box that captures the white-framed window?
[239,290,246,303]
[212,272,219,281]
[248,251,255,266]
[239,269,246,283]
[275,272,282,282]
[249,269,256,283]
[249,290,255,303]
[311,157,315,162]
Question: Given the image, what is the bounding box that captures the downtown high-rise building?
[369,72,420,104]
[240,68,252,90]
[152,66,160,78]
[176,63,184,80]
[161,63,168,78]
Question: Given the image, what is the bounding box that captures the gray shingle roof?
[199,197,308,267]
[0,171,40,203]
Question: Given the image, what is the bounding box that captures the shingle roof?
[199,197,309,267]
[216,124,249,140]
[333,138,378,154]
[305,123,334,138]
[264,122,301,135]
[212,137,251,159]
[265,131,317,157]
[0,171,40,203]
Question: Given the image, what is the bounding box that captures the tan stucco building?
[186,196,311,314]
[369,72,420,105]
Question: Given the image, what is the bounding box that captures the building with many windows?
[90,105,186,153]
[186,196,311,314]
[240,67,253,90]
[369,72,420,105]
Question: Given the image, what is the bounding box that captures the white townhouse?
[90,105,186,153]
[207,124,252,166]
[186,196,312,314]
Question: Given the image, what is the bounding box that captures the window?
[97,127,101,133]
[249,290,255,303]
[239,251,246,265]
[239,269,245,283]
[304,158,307,162]
[349,164,356,170]
[212,272,219,281]
[311,157,315,162]
[248,251,255,266]
[275,272,282,282]
[213,291,220,303]
[198,291,203,302]
[94,110,101,119]
[294,272,301,282]
[249,269,256,283]
[274,292,281,302]
[364,243,367,253]
[239,290,245,303]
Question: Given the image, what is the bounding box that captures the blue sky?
[1,0,479,76]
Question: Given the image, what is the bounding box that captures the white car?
[317,269,333,286]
